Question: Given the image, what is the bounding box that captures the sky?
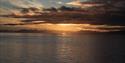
[0,0,90,14]
[0,0,125,29]
[38,0,89,8]
[0,0,88,8]
[0,0,125,15]
[0,0,124,9]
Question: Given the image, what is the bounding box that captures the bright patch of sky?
[38,0,88,8]
[0,0,89,8]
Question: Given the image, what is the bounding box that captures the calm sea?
[0,32,125,63]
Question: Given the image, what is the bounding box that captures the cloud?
[0,0,44,9]
[8,0,43,8]
[66,0,82,6]
[0,0,44,15]
[57,1,63,4]
[114,1,125,8]
[0,23,125,32]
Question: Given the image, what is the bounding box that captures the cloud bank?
[0,0,43,15]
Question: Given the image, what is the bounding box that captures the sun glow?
[21,23,125,33]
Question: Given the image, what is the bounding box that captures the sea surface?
[0,32,125,63]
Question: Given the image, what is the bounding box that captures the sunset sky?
[0,0,125,25]
[0,0,124,8]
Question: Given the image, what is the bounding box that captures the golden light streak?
[1,19,124,33]
[21,23,125,32]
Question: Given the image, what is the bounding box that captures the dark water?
[0,33,125,63]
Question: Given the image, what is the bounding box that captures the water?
[0,32,125,63]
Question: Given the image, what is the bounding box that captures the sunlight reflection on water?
[0,33,125,63]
